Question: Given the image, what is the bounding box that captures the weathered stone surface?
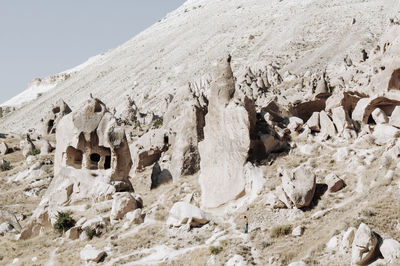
[0,222,14,235]
[320,111,337,138]
[110,192,138,221]
[226,255,246,266]
[351,223,379,265]
[325,173,345,193]
[331,106,354,135]
[166,202,210,227]
[380,238,400,263]
[352,96,400,124]
[371,108,389,124]
[287,116,304,133]
[372,124,400,145]
[150,162,172,189]
[21,99,133,239]
[0,142,9,155]
[0,210,21,233]
[161,87,206,179]
[306,112,320,132]
[125,209,143,224]
[281,166,316,208]
[389,106,400,128]
[129,128,169,172]
[80,244,106,263]
[199,56,256,209]
[340,227,356,253]
[41,99,72,135]
[325,91,360,113]
[292,225,304,236]
[288,261,306,266]
[65,226,80,240]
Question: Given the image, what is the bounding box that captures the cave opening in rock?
[52,107,61,114]
[104,155,111,169]
[47,120,54,134]
[66,146,83,169]
[89,153,101,169]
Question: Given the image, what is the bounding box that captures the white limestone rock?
[80,244,106,263]
[351,223,379,265]
[167,202,210,228]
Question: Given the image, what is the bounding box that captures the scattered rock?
[319,111,337,138]
[281,166,316,208]
[226,254,246,266]
[371,108,388,124]
[351,223,380,265]
[125,209,144,225]
[292,225,304,236]
[380,238,400,263]
[0,141,9,155]
[80,244,106,263]
[372,124,400,145]
[167,202,210,228]
[325,173,345,192]
[110,192,139,221]
[65,226,80,240]
[306,112,320,132]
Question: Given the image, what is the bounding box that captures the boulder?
[166,202,210,228]
[65,226,80,240]
[125,209,143,224]
[371,108,389,124]
[110,192,138,221]
[0,210,21,232]
[287,117,304,133]
[326,235,339,251]
[320,111,337,138]
[199,56,256,209]
[389,106,400,128]
[380,238,400,263]
[0,222,14,235]
[352,96,400,124]
[281,166,316,208]
[372,124,400,145]
[325,91,360,113]
[331,106,354,135]
[351,223,380,265]
[80,244,106,263]
[292,225,304,236]
[0,142,9,155]
[306,112,320,132]
[340,227,356,253]
[325,173,345,193]
[150,162,172,189]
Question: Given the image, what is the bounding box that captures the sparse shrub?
[153,119,163,129]
[262,241,271,249]
[351,218,367,228]
[361,209,376,217]
[270,225,292,238]
[85,228,96,240]
[53,211,76,234]
[27,148,40,156]
[0,160,11,172]
[209,245,223,255]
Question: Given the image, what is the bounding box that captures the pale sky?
[0,0,186,104]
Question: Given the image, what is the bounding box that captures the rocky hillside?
[1,0,399,132]
[1,0,400,265]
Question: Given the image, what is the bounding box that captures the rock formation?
[40,99,72,135]
[198,56,256,209]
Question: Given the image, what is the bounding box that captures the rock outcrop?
[198,56,256,209]
[20,98,133,239]
[40,99,72,135]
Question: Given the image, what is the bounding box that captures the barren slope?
[1,0,398,133]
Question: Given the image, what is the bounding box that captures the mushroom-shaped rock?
[351,223,380,265]
[199,56,256,209]
[281,166,316,208]
[167,202,210,227]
